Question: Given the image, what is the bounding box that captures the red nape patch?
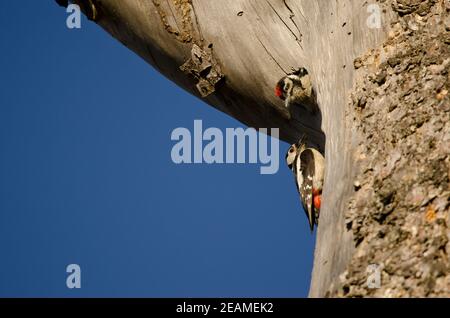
[314,195,321,210]
[275,85,283,98]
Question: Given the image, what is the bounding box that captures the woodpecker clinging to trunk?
[286,137,325,231]
[275,67,315,114]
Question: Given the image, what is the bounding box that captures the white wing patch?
[300,149,316,231]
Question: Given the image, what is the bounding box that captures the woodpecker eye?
[289,148,294,153]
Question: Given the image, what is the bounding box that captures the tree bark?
[66,0,449,297]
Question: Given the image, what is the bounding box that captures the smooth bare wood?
[71,0,392,296]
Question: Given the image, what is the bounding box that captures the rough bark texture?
[337,0,450,297]
[65,0,449,297]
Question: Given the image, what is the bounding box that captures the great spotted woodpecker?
[275,67,315,113]
[286,137,325,231]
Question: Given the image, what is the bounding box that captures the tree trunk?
[67,0,449,297]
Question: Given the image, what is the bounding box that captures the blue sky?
[0,1,314,297]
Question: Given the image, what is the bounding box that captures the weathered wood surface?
[70,0,393,296]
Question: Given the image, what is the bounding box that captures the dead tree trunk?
[64,0,449,297]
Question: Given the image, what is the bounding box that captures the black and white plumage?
[275,67,315,113]
[286,138,325,231]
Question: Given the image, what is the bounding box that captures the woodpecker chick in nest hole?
[275,67,315,114]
